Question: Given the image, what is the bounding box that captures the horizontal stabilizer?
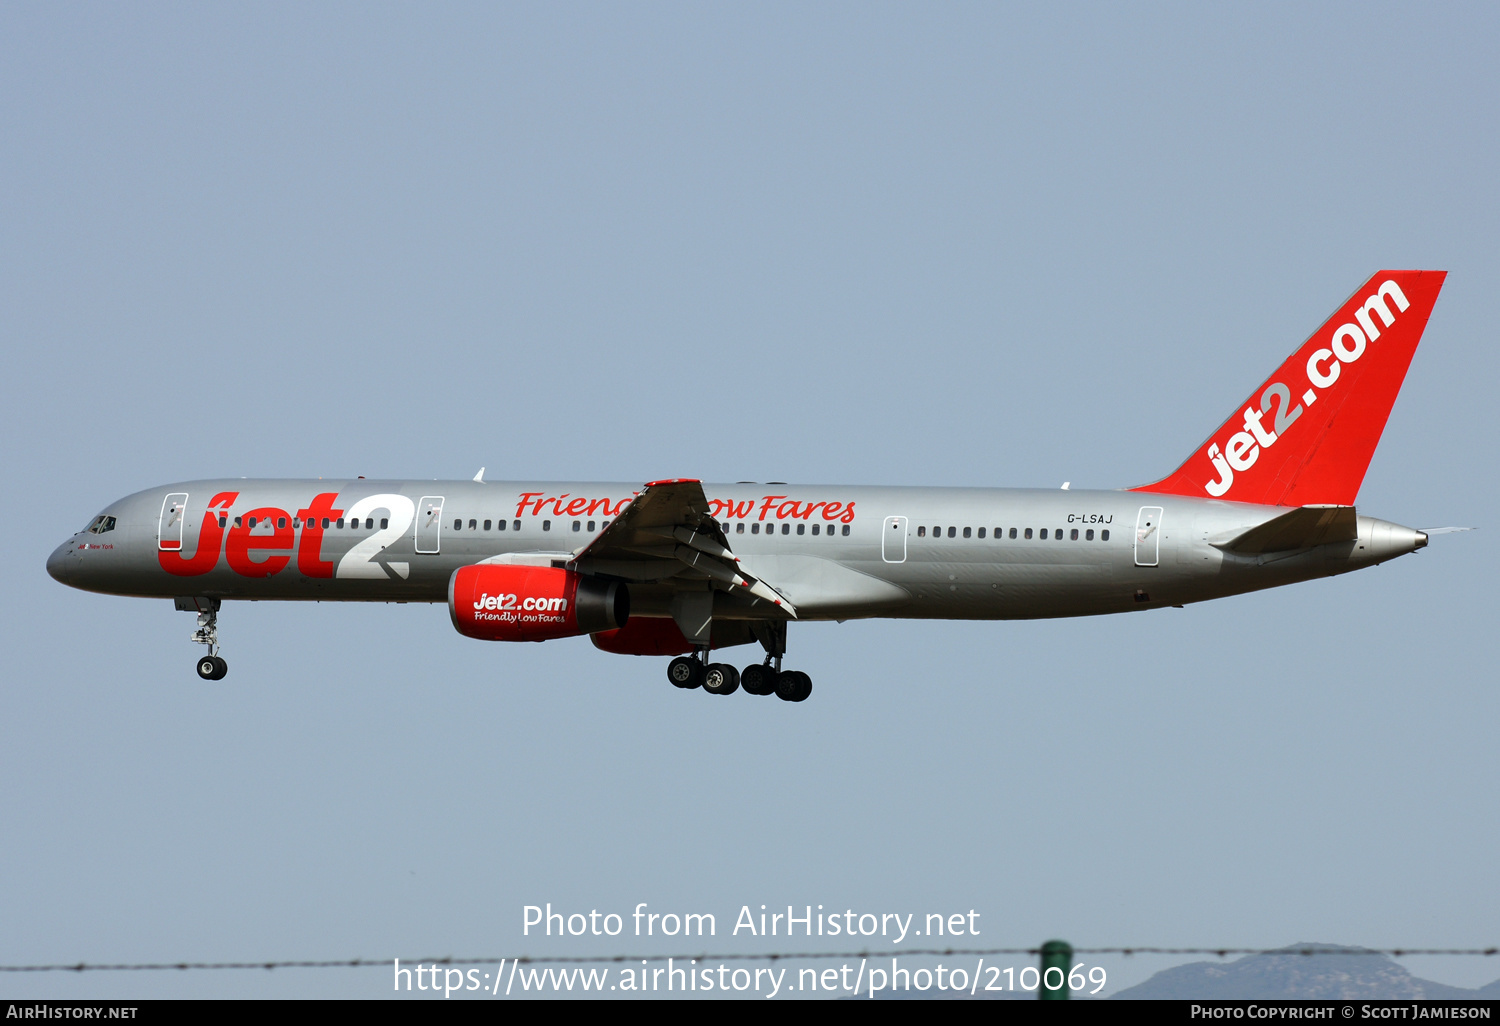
[1215,505,1357,554]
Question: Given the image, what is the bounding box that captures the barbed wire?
[2,946,1495,973]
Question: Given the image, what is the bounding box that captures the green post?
[1039,939,1072,1000]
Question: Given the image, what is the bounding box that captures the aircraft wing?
[1215,505,1359,554]
[570,479,797,617]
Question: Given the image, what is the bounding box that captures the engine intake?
[449,564,628,642]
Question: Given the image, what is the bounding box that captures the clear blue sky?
[2,2,1496,998]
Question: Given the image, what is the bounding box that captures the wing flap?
[571,479,798,617]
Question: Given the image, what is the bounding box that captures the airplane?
[48,270,1449,702]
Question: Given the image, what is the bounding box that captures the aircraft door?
[158,493,189,551]
[882,516,908,563]
[1134,506,1164,567]
[415,496,445,554]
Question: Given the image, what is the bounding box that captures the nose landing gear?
[179,597,227,681]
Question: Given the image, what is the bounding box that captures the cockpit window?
[86,515,117,535]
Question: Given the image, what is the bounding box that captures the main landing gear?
[669,651,742,694]
[664,640,812,702]
[180,597,228,681]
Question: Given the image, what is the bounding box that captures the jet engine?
[449,564,628,642]
[591,616,695,656]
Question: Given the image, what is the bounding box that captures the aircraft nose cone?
[47,541,79,585]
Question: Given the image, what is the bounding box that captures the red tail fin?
[1134,270,1446,506]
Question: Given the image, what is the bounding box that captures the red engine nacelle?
[449,564,629,642]
[591,616,694,656]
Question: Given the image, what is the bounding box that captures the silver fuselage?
[46,479,1425,622]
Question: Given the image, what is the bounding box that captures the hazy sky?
[2,2,1496,999]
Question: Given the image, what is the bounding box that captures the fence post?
[1039,939,1072,1000]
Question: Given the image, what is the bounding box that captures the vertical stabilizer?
[1134,270,1446,506]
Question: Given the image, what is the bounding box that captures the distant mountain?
[1113,944,1496,1000]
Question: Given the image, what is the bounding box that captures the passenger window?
[796,524,805,535]
[735,523,744,534]
[752,523,760,534]
[218,516,227,529]
[963,527,971,539]
[1009,527,1017,539]
[469,519,477,530]
[497,519,506,531]
[841,524,850,536]
[601,520,610,529]
[572,520,581,532]
[334,518,342,529]
[543,520,551,531]
[321,518,330,529]
[1101,529,1110,541]
[1071,528,1079,540]
[293,518,301,528]
[918,526,926,537]
[947,526,956,538]
[1024,528,1032,539]
[278,517,287,529]
[782,523,789,535]
[811,524,820,535]
[366,518,375,529]
[483,520,492,531]
[1040,528,1048,539]
[1086,529,1094,540]
[248,517,258,529]
[1056,529,1063,541]
[587,520,595,532]
[512,520,521,531]
[978,527,985,538]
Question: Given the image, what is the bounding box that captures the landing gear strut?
[179,596,227,681]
